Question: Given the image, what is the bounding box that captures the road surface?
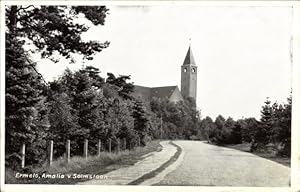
[155,140,290,187]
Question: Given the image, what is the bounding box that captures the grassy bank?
[224,143,290,167]
[6,140,161,184]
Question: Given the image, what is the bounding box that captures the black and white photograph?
[1,1,300,191]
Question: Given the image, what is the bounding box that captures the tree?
[221,117,235,144]
[149,97,201,140]
[132,100,150,145]
[200,116,216,143]
[147,112,161,140]
[5,34,48,167]
[272,96,291,156]
[6,6,109,63]
[81,66,104,88]
[176,99,200,139]
[212,115,226,144]
[150,98,183,139]
[114,100,135,149]
[241,118,259,143]
[68,68,105,154]
[47,93,80,157]
[230,119,243,144]
[106,73,134,100]
[6,5,110,167]
[251,98,273,151]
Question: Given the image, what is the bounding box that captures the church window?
[184,68,187,72]
[192,68,196,73]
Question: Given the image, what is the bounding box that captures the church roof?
[132,85,182,102]
[151,86,178,100]
[183,46,196,65]
[132,85,152,101]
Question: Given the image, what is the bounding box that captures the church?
[132,45,197,104]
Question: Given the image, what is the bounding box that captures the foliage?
[106,73,134,100]
[240,118,258,143]
[256,98,273,145]
[5,5,110,168]
[199,116,216,143]
[5,5,291,171]
[46,66,155,155]
[47,93,80,157]
[5,34,49,167]
[132,100,150,145]
[6,5,109,63]
[150,97,200,140]
[200,96,291,157]
[252,96,292,156]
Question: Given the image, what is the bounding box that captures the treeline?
[5,5,201,170]
[199,97,292,157]
[5,5,112,169]
[150,97,200,140]
[6,62,162,167]
[5,36,200,168]
[6,59,202,168]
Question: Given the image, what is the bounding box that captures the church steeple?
[181,44,197,103]
[183,45,196,65]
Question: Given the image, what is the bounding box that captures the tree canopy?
[6,5,109,63]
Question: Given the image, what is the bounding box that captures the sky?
[36,5,293,120]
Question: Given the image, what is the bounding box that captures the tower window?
[183,68,187,72]
[191,68,196,73]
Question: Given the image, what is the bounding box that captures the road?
[155,140,290,187]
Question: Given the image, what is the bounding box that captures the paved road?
[156,140,290,187]
[78,141,177,185]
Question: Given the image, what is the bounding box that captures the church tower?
[181,45,197,102]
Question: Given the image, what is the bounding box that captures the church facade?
[132,45,197,103]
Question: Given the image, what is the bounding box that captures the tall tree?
[251,98,273,151]
[68,68,104,154]
[132,100,150,145]
[212,115,226,144]
[6,5,110,167]
[106,73,134,100]
[6,6,109,63]
[272,96,291,156]
[47,92,80,157]
[5,34,47,166]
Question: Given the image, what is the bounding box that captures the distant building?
[132,85,183,103]
[181,45,197,101]
[132,45,197,103]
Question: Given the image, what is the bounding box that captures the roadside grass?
[129,141,182,185]
[224,143,290,167]
[5,140,162,184]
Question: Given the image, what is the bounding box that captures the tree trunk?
[8,6,18,34]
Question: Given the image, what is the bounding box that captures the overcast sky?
[36,5,293,120]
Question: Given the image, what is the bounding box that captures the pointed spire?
[183,44,196,65]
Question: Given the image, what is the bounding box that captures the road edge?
[128,141,182,185]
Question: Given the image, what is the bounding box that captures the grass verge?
[128,141,182,185]
[224,143,290,167]
[5,140,162,184]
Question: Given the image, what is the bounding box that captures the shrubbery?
[200,97,291,157]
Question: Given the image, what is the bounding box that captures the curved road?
[156,140,290,187]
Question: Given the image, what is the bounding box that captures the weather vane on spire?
[189,38,192,46]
